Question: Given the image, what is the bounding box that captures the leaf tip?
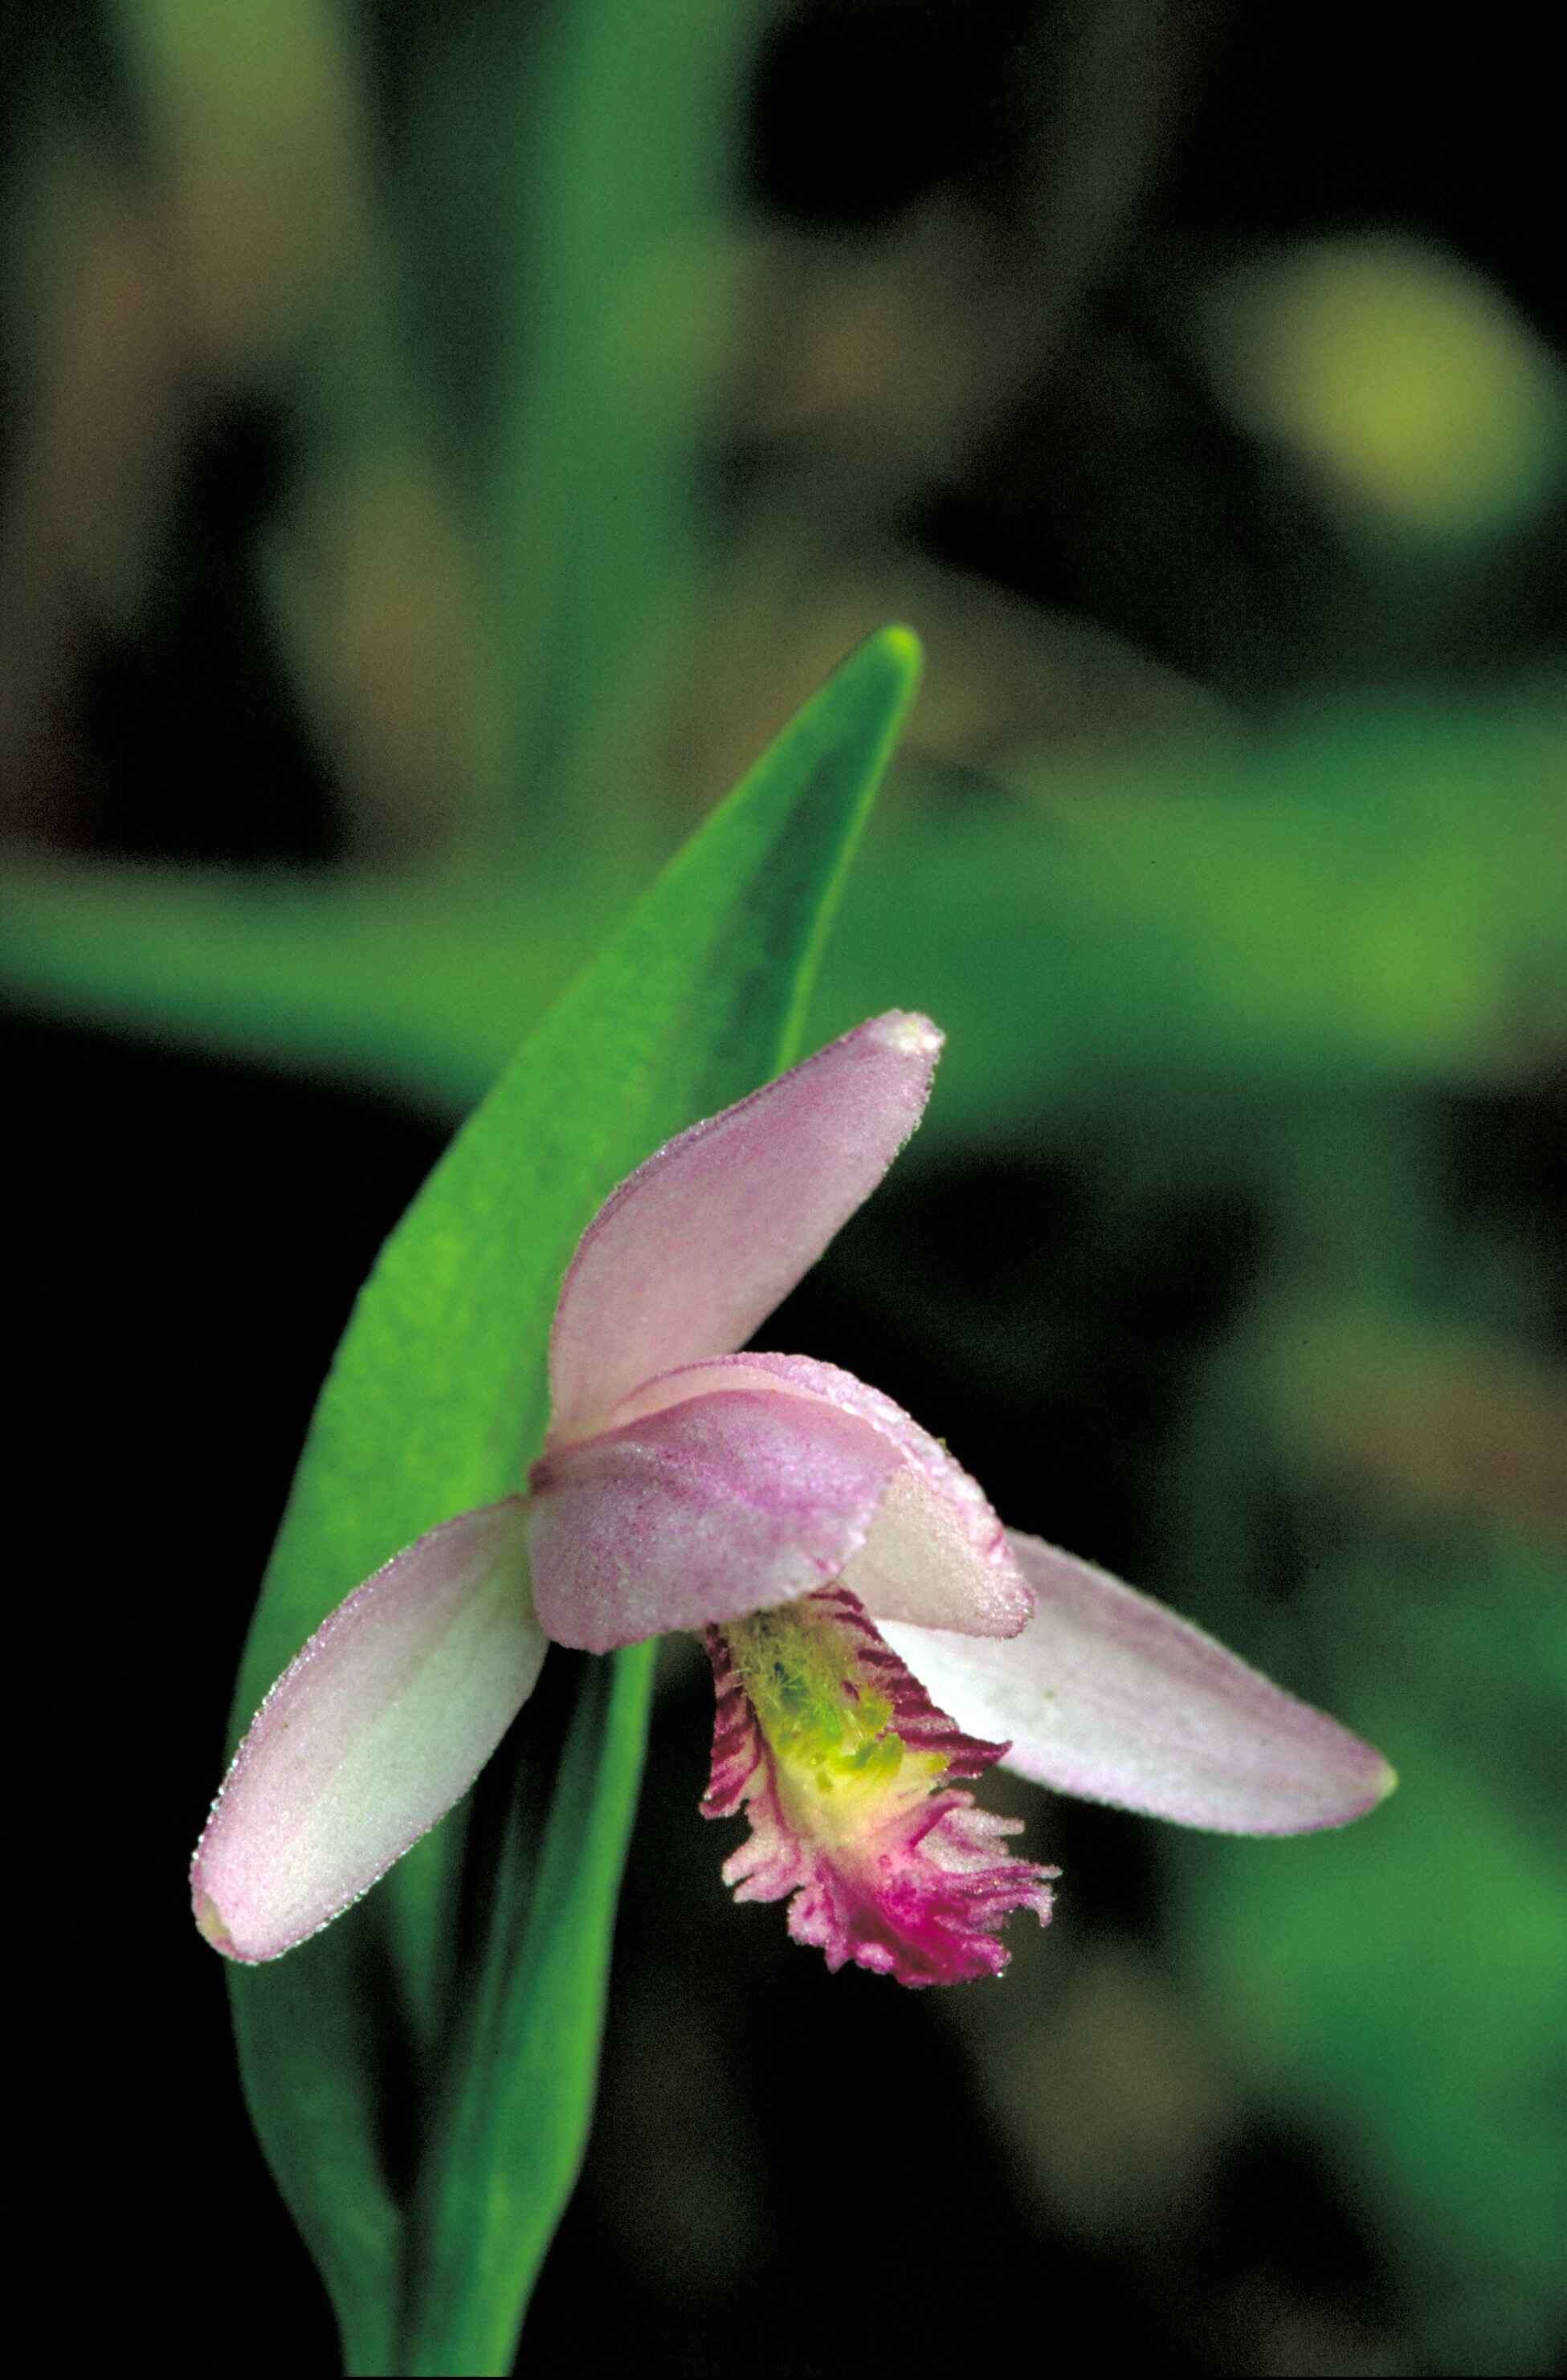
[868,620,924,695]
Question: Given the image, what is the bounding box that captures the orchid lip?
[702,1583,1056,1985]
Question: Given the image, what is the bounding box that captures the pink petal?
[528,1388,904,1652]
[703,1583,1055,1985]
[191,1501,546,1962]
[532,1352,1033,1651]
[548,1012,943,1442]
[601,1352,1034,1639]
[880,1531,1398,1835]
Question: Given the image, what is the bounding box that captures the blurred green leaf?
[0,858,594,1116]
[478,0,761,869]
[108,0,500,854]
[818,695,1567,1121]
[223,627,919,2373]
[5,697,1562,1123]
[1177,1529,1567,2376]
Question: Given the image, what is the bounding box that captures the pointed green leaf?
[219,627,920,2373]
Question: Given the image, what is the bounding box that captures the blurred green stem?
[484,0,760,886]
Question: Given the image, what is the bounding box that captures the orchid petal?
[881,1530,1398,1835]
[528,1388,904,1652]
[579,1350,1033,1640]
[548,1011,942,1441]
[191,1501,545,1962]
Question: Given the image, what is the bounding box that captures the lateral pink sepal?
[881,1530,1398,1835]
[191,1499,546,1962]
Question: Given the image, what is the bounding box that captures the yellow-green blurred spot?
[1211,234,1565,541]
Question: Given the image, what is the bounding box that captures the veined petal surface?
[528,1388,904,1651]
[881,1531,1397,1835]
[548,1012,942,1441]
[598,1351,1033,1640]
[192,1500,545,1962]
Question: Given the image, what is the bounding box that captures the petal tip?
[1247,1738,1401,1836]
[868,1010,944,1061]
[192,1886,243,1962]
[1296,1737,1400,1833]
[186,1498,544,1968]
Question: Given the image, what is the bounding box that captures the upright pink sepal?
[881,1531,1398,1835]
[548,1011,943,1441]
[191,1500,546,1962]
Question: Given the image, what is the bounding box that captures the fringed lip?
[701,1584,1057,1987]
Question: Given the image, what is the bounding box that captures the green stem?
[398,1643,657,2376]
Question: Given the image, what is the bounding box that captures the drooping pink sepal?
[191,1500,546,1962]
[881,1530,1398,1835]
[702,1585,1056,1986]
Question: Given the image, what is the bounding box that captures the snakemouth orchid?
[192,1013,1394,1985]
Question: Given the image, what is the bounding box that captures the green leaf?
[1181,1632,1567,2374]
[477,0,763,870]
[811,695,1567,1119]
[222,626,919,2375]
[105,0,497,849]
[5,696,1563,1119]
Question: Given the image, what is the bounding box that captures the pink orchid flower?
[192,1013,1394,1985]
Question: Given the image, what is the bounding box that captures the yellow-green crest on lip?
[726,1598,948,1825]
